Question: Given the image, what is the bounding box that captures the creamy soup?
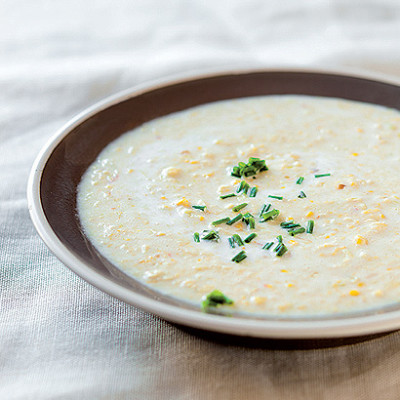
[77,95,400,316]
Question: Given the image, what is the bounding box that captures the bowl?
[28,67,400,339]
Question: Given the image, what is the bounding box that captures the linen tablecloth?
[2,1,400,398]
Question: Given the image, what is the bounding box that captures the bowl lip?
[27,65,400,339]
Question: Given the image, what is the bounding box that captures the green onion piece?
[280,222,300,229]
[212,217,230,226]
[262,242,274,250]
[260,209,280,222]
[202,289,234,310]
[307,220,314,234]
[276,235,283,243]
[296,177,304,184]
[249,217,255,229]
[232,234,244,246]
[288,227,306,236]
[274,243,288,257]
[268,195,283,200]
[244,233,257,243]
[228,237,236,248]
[232,203,248,212]
[201,230,220,241]
[259,203,271,216]
[249,187,258,197]
[231,166,241,178]
[226,213,243,226]
[236,181,250,194]
[192,205,206,211]
[231,158,268,178]
[194,232,200,243]
[315,173,331,178]
[220,193,236,199]
[298,191,307,198]
[231,250,247,263]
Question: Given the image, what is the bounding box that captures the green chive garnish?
[260,209,280,222]
[232,234,244,246]
[194,232,200,242]
[231,158,268,178]
[280,222,300,229]
[212,217,230,226]
[268,195,283,200]
[249,187,258,197]
[288,227,305,236]
[227,213,243,226]
[220,193,236,199]
[232,250,247,263]
[315,173,331,178]
[262,242,274,250]
[236,181,250,194]
[307,220,314,234]
[242,212,256,229]
[259,203,271,216]
[244,233,257,243]
[298,191,307,198]
[228,237,236,248]
[296,177,304,184]
[274,242,288,257]
[201,230,220,241]
[202,290,234,310]
[232,203,248,212]
[192,205,206,211]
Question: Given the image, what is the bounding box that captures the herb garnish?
[232,250,247,263]
[244,233,257,243]
[220,193,236,199]
[202,289,234,310]
[260,209,280,222]
[315,173,331,178]
[232,234,244,246]
[228,237,236,248]
[232,203,248,212]
[249,187,258,198]
[237,181,250,194]
[212,217,230,226]
[296,177,304,184]
[307,220,314,234]
[201,230,220,241]
[262,242,274,250]
[194,232,200,242]
[226,213,243,226]
[192,205,206,211]
[231,157,268,178]
[288,227,305,236]
[268,195,283,200]
[242,212,255,229]
[259,203,271,216]
[274,241,288,257]
[298,191,307,198]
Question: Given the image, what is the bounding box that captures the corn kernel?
[349,290,360,296]
[355,235,368,245]
[306,211,314,218]
[176,197,190,207]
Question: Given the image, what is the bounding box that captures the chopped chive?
[201,230,220,241]
[276,235,283,243]
[298,191,307,198]
[228,237,236,248]
[202,289,234,310]
[315,173,331,178]
[268,195,283,200]
[274,243,288,257]
[280,222,300,229]
[307,220,314,234]
[262,242,274,250]
[249,187,258,197]
[220,193,236,199]
[249,217,255,229]
[260,209,280,222]
[236,181,250,194]
[296,177,304,184]
[244,233,257,243]
[232,250,247,263]
[231,158,268,178]
[212,217,230,226]
[232,203,248,212]
[288,227,305,236]
[194,232,200,243]
[259,203,271,216]
[227,213,243,226]
[192,205,206,211]
[232,234,244,246]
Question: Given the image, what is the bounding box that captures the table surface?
[2,1,400,398]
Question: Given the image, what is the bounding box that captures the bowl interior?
[39,70,400,319]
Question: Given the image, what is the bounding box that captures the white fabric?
[2,1,400,398]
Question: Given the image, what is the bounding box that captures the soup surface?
[77,95,400,316]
